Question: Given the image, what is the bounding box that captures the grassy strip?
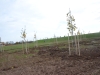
[3,32,100,51]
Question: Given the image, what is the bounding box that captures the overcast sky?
[0,0,100,42]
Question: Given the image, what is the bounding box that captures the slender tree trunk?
[36,40,38,47]
[56,37,58,44]
[22,41,24,54]
[0,37,2,52]
[75,33,77,55]
[77,34,80,56]
[0,45,1,52]
[54,36,55,44]
[71,30,74,50]
[68,33,71,55]
[33,38,35,47]
[2,45,4,53]
[80,33,82,41]
[81,33,83,40]
[54,36,58,44]
[27,40,29,53]
[71,35,73,50]
[35,39,38,47]
[25,39,28,54]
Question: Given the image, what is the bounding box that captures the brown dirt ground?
[0,39,100,75]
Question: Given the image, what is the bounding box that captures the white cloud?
[0,0,100,42]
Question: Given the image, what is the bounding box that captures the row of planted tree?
[20,9,84,56]
[0,9,86,56]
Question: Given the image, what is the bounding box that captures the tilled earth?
[0,39,100,75]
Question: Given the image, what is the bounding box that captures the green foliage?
[67,9,77,35]
[21,28,27,40]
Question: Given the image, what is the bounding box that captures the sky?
[0,0,100,42]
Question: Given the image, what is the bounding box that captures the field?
[3,32,100,51]
[0,32,100,75]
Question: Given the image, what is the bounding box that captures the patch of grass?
[3,32,100,53]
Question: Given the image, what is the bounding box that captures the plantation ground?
[0,37,100,75]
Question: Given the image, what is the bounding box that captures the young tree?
[67,9,77,48]
[67,9,77,55]
[21,28,28,54]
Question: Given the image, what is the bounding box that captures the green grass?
[85,32,100,38]
[2,32,100,52]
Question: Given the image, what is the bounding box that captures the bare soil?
[0,38,100,75]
